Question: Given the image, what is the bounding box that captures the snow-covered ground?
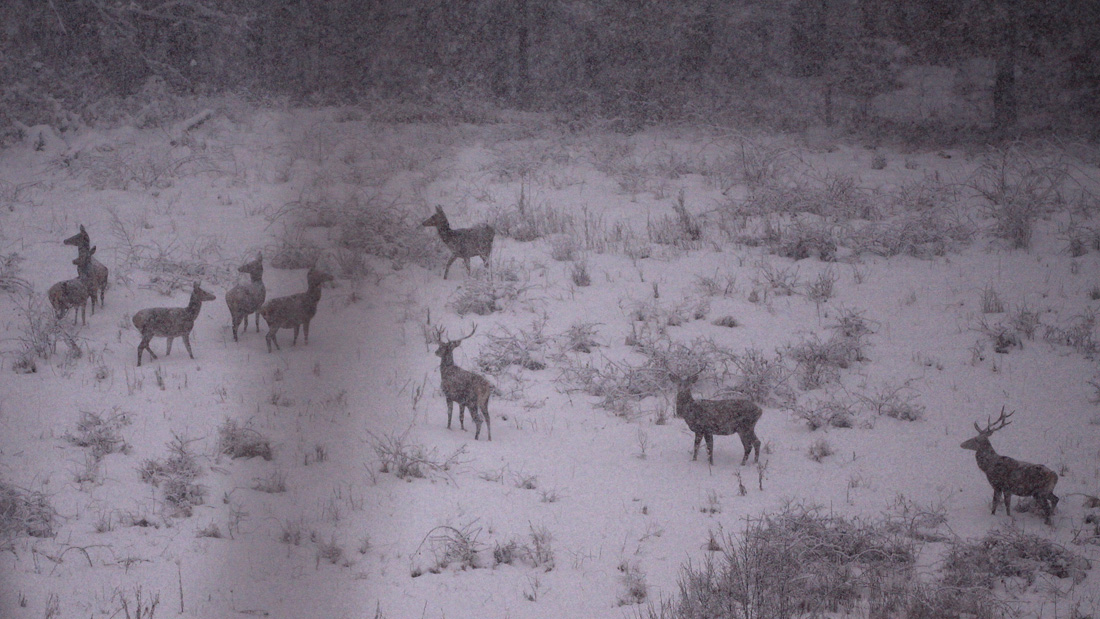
[1,106,1098,618]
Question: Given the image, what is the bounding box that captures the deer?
[432,324,493,441]
[225,253,266,342]
[48,245,96,325]
[132,281,217,366]
[421,205,494,280]
[258,267,333,353]
[670,371,763,466]
[960,406,1059,524]
[62,225,109,313]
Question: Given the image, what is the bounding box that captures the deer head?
[960,406,1013,451]
[421,205,448,228]
[435,324,477,360]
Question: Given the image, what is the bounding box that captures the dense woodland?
[2,0,1100,140]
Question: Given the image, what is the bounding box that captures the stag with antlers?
[960,407,1059,524]
[662,349,763,466]
[431,324,493,441]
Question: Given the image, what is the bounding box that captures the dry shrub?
[138,434,204,516]
[0,481,56,540]
[943,529,1091,589]
[645,504,917,619]
[475,318,549,375]
[969,145,1069,249]
[370,431,467,482]
[216,419,273,460]
[65,409,131,460]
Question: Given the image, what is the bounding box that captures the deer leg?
[232,313,242,342]
[183,334,194,359]
[446,399,454,429]
[1004,493,1012,516]
[991,489,1001,514]
[472,410,482,440]
[254,312,261,332]
[291,325,300,346]
[692,434,703,461]
[482,400,491,441]
[267,328,279,353]
[739,433,753,466]
[443,255,458,280]
[165,337,174,356]
[463,257,472,275]
[705,434,715,465]
[303,319,310,345]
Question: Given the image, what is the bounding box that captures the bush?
[370,431,467,481]
[475,318,549,375]
[645,504,916,619]
[788,334,860,390]
[969,146,1068,250]
[65,409,131,460]
[0,481,56,540]
[449,267,529,316]
[943,529,1091,589]
[216,419,273,460]
[138,434,204,517]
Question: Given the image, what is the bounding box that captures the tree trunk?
[992,6,1018,130]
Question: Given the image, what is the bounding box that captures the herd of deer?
[46,207,1062,525]
[50,225,335,366]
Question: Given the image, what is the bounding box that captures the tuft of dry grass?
[0,481,56,540]
[65,409,131,460]
[369,430,468,482]
[138,434,204,517]
[216,419,273,461]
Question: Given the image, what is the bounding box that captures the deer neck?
[435,218,455,239]
[675,388,694,414]
[439,350,456,370]
[973,439,1000,470]
[250,270,263,283]
[303,281,324,308]
[185,292,206,317]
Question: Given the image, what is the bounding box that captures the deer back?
[447,225,495,258]
[133,284,214,336]
[680,394,762,435]
[976,448,1058,496]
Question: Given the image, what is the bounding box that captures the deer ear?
[79,224,86,233]
[89,245,96,255]
[436,205,444,213]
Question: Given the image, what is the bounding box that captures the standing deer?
[63,225,109,312]
[671,372,763,466]
[433,325,493,441]
[132,282,217,366]
[48,245,96,325]
[960,407,1059,524]
[421,205,494,279]
[258,267,333,353]
[226,253,266,342]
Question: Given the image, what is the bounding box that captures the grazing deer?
[433,325,493,440]
[48,246,96,325]
[63,225,109,312]
[226,253,266,342]
[960,407,1059,524]
[132,282,217,366]
[671,372,763,465]
[421,205,494,279]
[258,267,333,353]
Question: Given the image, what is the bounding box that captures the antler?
[454,324,478,342]
[975,405,1014,435]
